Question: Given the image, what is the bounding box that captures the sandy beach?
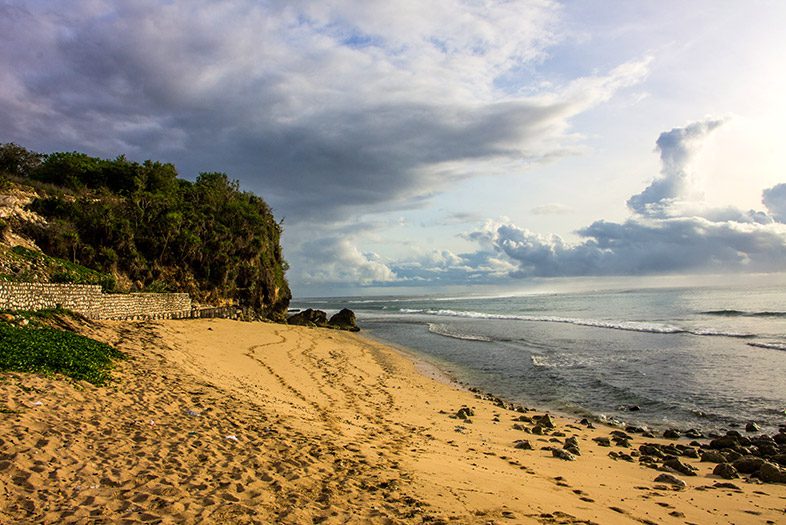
[1,318,784,524]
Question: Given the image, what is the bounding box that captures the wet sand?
[1,318,784,524]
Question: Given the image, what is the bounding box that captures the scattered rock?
[536,414,555,429]
[663,429,680,439]
[733,456,765,474]
[684,429,704,439]
[654,474,686,488]
[713,463,739,479]
[327,308,360,331]
[677,446,698,459]
[663,458,697,476]
[708,436,740,450]
[700,451,727,463]
[593,437,611,447]
[713,482,741,490]
[758,462,786,483]
[639,444,664,458]
[455,407,475,420]
[552,448,576,461]
[745,421,760,433]
[628,405,641,412]
[514,440,533,450]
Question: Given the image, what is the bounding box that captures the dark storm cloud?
[0,0,647,222]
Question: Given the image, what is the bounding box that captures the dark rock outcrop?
[327,308,360,331]
[287,308,327,327]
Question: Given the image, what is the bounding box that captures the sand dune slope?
[1,319,784,524]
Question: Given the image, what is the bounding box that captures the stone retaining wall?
[0,282,192,320]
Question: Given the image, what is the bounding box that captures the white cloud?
[462,120,786,278]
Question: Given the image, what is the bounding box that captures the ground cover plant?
[0,311,124,385]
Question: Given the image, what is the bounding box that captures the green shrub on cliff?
[2,144,291,318]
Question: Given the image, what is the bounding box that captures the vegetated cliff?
[0,143,291,319]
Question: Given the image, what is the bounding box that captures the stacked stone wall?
[0,282,191,320]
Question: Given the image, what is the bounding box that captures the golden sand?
[1,319,784,524]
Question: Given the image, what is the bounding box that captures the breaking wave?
[427,323,493,342]
[400,308,755,338]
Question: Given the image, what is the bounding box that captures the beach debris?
[653,473,686,488]
[745,421,761,433]
[225,434,239,442]
[713,463,739,479]
[514,440,533,450]
[551,448,575,461]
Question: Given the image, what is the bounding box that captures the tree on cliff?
[1,144,291,319]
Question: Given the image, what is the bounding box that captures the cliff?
[0,143,291,319]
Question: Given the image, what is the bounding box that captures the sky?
[2,0,786,297]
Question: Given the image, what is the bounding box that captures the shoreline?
[1,318,785,523]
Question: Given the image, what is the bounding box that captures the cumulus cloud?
[293,237,395,285]
[0,0,648,222]
[627,118,724,216]
[464,119,786,278]
[763,183,786,222]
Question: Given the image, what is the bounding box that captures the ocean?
[292,281,786,434]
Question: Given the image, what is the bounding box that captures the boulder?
[700,451,727,463]
[713,463,739,479]
[552,448,576,461]
[684,429,704,439]
[758,462,786,483]
[456,407,475,420]
[709,436,740,450]
[663,429,681,439]
[593,437,611,447]
[535,414,555,428]
[514,440,533,450]
[663,458,697,476]
[732,456,765,474]
[745,421,761,433]
[327,308,360,331]
[287,308,327,327]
